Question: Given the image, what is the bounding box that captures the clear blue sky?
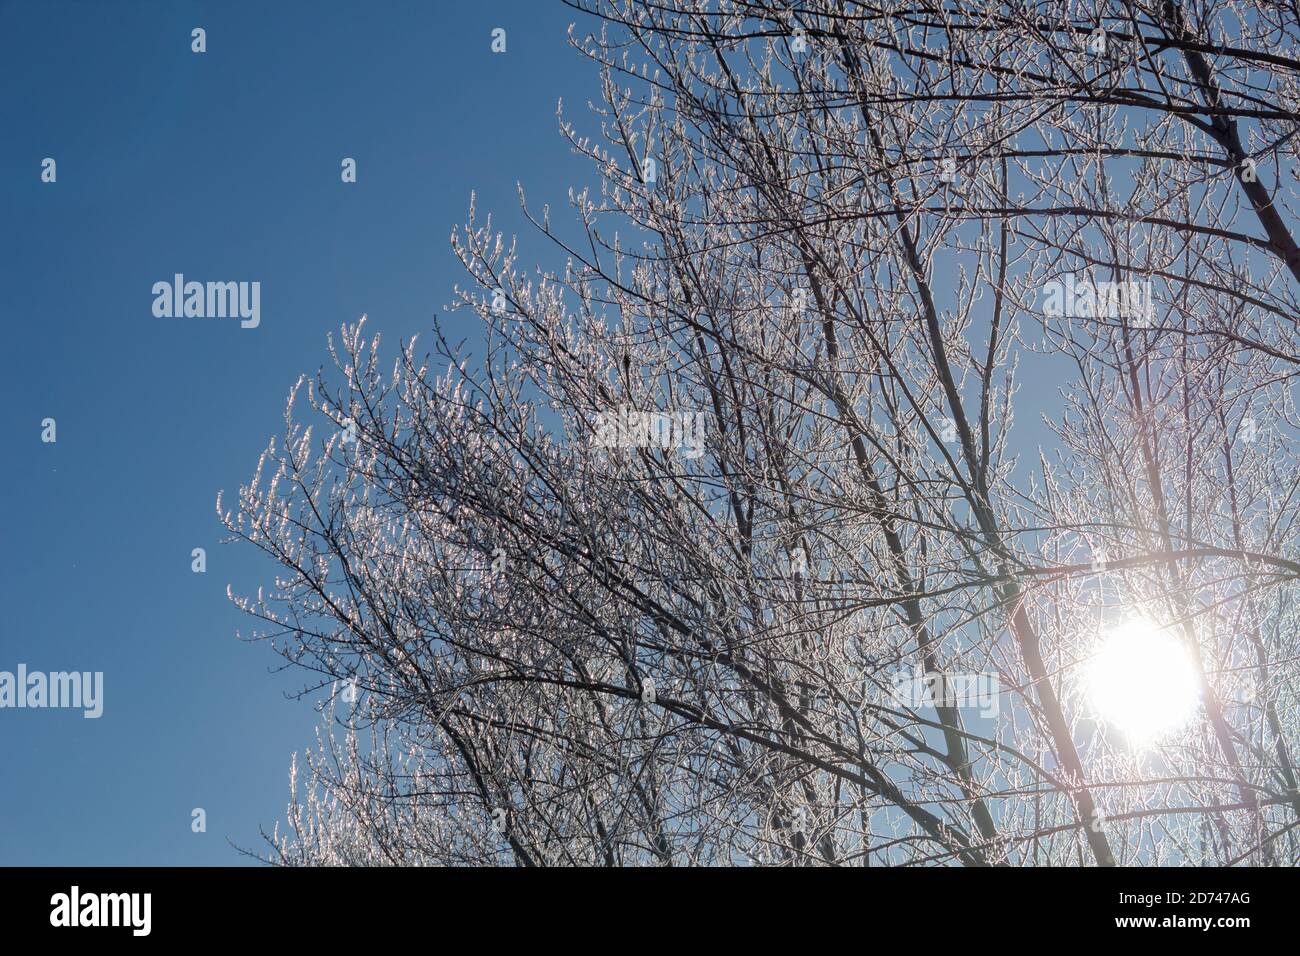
[0,0,593,864]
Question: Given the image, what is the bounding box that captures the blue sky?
[0,0,593,864]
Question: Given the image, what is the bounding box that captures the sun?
[1085,618,1201,745]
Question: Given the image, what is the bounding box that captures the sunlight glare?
[1085,619,1201,745]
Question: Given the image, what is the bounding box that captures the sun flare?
[1085,619,1201,746]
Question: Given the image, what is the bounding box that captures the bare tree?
[221,0,1300,866]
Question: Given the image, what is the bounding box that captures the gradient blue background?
[0,0,592,864]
